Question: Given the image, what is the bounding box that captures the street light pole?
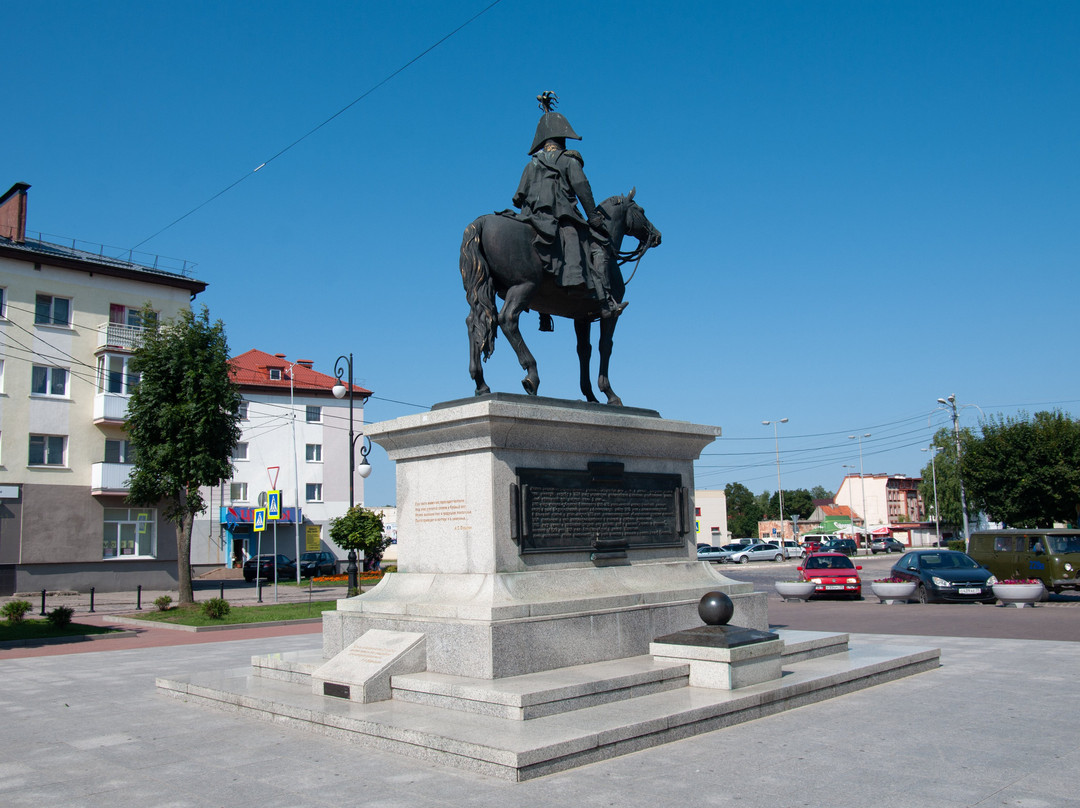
[848,433,871,554]
[332,353,372,593]
[921,445,942,545]
[937,394,970,545]
[762,418,788,541]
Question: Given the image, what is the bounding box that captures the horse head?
[600,189,662,255]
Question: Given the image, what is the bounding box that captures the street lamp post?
[762,418,788,541]
[848,433,871,554]
[921,445,942,545]
[937,394,970,545]
[332,353,372,593]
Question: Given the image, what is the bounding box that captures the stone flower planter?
[870,581,917,604]
[775,580,816,602]
[992,582,1045,607]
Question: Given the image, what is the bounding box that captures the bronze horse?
[460,191,661,406]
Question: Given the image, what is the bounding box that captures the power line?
[130,0,506,250]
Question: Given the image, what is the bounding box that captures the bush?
[153,595,173,612]
[2,600,33,624]
[947,539,967,552]
[201,597,231,620]
[46,606,74,628]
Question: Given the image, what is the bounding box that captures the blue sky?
[9,1,1079,507]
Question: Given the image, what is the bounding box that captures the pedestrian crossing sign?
[267,490,281,520]
[254,508,267,532]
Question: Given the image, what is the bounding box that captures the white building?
[0,182,207,594]
[192,349,372,572]
[694,489,729,545]
[834,473,925,529]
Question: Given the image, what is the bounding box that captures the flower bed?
[311,571,385,584]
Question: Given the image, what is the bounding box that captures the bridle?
[611,198,658,284]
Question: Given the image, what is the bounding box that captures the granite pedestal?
[325,395,764,678]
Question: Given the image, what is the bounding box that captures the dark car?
[299,551,339,578]
[797,552,862,599]
[890,550,997,604]
[243,554,297,583]
[871,538,906,554]
[821,538,858,556]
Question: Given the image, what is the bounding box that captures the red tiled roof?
[229,349,372,396]
[819,504,854,517]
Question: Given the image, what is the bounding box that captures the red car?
[798,552,863,599]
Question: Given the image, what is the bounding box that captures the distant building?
[834,473,925,528]
[192,350,372,572]
[0,182,207,594]
[694,489,728,545]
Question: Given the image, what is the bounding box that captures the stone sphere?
[698,591,734,625]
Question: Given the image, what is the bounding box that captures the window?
[109,303,155,328]
[104,439,136,464]
[269,368,282,380]
[29,435,65,466]
[238,400,249,419]
[31,365,68,397]
[306,483,323,502]
[35,294,71,326]
[306,405,321,423]
[0,287,5,318]
[103,507,156,558]
[97,354,139,394]
[232,442,248,460]
[306,444,322,462]
[230,482,248,502]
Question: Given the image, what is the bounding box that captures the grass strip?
[128,600,339,627]
[0,620,120,643]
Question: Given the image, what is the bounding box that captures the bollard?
[220,581,225,600]
[136,584,142,610]
[89,587,95,613]
[40,589,47,616]
[257,578,263,603]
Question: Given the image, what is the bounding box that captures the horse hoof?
[606,396,623,407]
[521,377,538,395]
[475,385,490,396]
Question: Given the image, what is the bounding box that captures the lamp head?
[357,457,373,479]
[332,384,347,400]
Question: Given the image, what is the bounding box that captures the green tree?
[329,506,392,593]
[918,426,975,532]
[964,410,1080,528]
[125,306,242,604]
[809,485,832,501]
[775,488,814,521]
[724,482,763,540]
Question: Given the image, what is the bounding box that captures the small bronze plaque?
[323,682,351,699]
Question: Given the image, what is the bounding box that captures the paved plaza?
[2,618,1080,807]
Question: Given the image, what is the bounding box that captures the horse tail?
[460,217,498,361]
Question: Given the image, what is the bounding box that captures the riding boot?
[600,295,628,319]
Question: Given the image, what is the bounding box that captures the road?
[706,552,1080,643]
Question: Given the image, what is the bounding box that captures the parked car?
[890,550,997,604]
[821,538,858,556]
[243,554,297,583]
[798,552,862,599]
[697,543,747,563]
[778,540,805,559]
[871,538,906,554]
[728,543,784,564]
[299,551,339,578]
[968,529,1080,593]
[801,534,840,553]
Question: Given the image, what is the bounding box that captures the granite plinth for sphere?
[326,395,766,679]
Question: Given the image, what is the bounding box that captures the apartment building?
[0,182,207,594]
[191,350,372,572]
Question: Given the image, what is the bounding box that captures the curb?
[103,615,326,633]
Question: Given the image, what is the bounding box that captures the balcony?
[94,392,130,424]
[92,462,134,494]
[97,322,145,353]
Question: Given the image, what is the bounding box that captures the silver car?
[728,543,785,564]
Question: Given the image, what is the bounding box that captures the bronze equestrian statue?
[460,94,661,406]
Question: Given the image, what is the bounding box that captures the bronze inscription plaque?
[516,462,687,553]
